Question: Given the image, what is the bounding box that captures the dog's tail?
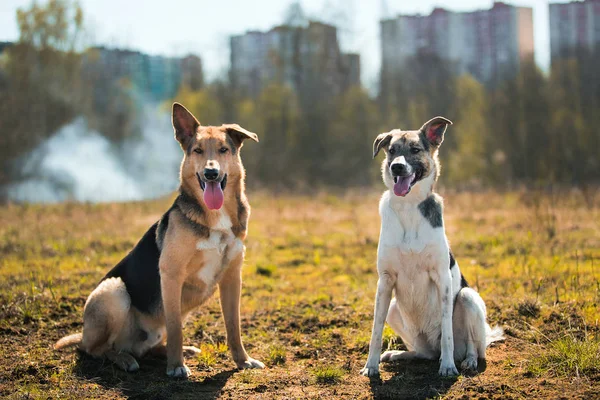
[485,325,505,347]
[54,332,83,350]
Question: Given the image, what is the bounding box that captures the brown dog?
[55,103,263,377]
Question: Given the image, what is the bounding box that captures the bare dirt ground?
[1,190,599,399]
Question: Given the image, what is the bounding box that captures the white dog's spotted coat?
[361,117,503,378]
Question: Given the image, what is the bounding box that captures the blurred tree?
[445,75,489,186]
[515,60,551,183]
[379,53,456,130]
[283,1,307,27]
[562,50,599,184]
[251,83,301,187]
[548,58,592,184]
[487,78,519,184]
[180,55,204,92]
[171,85,224,126]
[487,64,547,185]
[78,48,141,143]
[0,0,85,185]
[328,86,380,185]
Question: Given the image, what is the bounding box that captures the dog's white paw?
[439,361,459,377]
[110,352,139,372]
[115,357,139,372]
[360,364,380,377]
[237,358,265,369]
[381,350,404,363]
[167,364,191,378]
[461,356,478,371]
[126,359,140,372]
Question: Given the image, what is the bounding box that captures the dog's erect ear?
[421,116,452,148]
[172,103,200,145]
[223,124,259,149]
[373,132,393,158]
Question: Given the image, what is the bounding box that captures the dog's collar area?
[196,173,228,191]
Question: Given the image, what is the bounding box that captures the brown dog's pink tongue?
[204,181,224,210]
[393,174,415,197]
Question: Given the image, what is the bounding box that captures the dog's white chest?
[195,212,242,286]
[377,192,449,339]
[380,204,435,255]
[196,230,228,254]
[195,212,232,253]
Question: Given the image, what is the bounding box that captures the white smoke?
[6,105,182,203]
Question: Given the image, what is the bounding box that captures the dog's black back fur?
[103,221,163,314]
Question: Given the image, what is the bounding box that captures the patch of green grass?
[382,325,404,351]
[266,344,287,366]
[290,330,303,346]
[237,369,259,384]
[197,343,225,370]
[527,335,600,377]
[197,352,217,370]
[312,365,344,384]
[351,333,370,352]
[517,299,541,318]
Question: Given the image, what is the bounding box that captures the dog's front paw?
[360,364,380,377]
[236,357,265,369]
[439,361,459,377]
[167,364,191,378]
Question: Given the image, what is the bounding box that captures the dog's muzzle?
[196,172,228,210]
[197,172,227,191]
[389,157,418,197]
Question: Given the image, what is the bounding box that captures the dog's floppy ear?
[223,124,259,149]
[373,132,392,158]
[421,116,452,148]
[172,102,200,145]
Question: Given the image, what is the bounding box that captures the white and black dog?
[360,117,503,377]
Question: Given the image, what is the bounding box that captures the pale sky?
[0,0,558,88]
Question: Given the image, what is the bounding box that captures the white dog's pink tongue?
[204,182,224,210]
[393,174,415,197]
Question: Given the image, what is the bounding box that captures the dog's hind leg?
[80,278,134,368]
[145,344,200,359]
[384,298,415,349]
[380,350,435,362]
[381,298,438,363]
[105,349,140,372]
[452,288,487,371]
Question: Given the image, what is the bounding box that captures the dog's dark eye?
[410,147,421,154]
[194,148,203,154]
[219,147,228,154]
[388,147,396,155]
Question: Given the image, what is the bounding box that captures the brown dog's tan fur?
[55,103,263,377]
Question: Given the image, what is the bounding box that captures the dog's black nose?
[391,163,408,175]
[203,168,219,181]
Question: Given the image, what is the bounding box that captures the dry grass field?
[1,189,599,399]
